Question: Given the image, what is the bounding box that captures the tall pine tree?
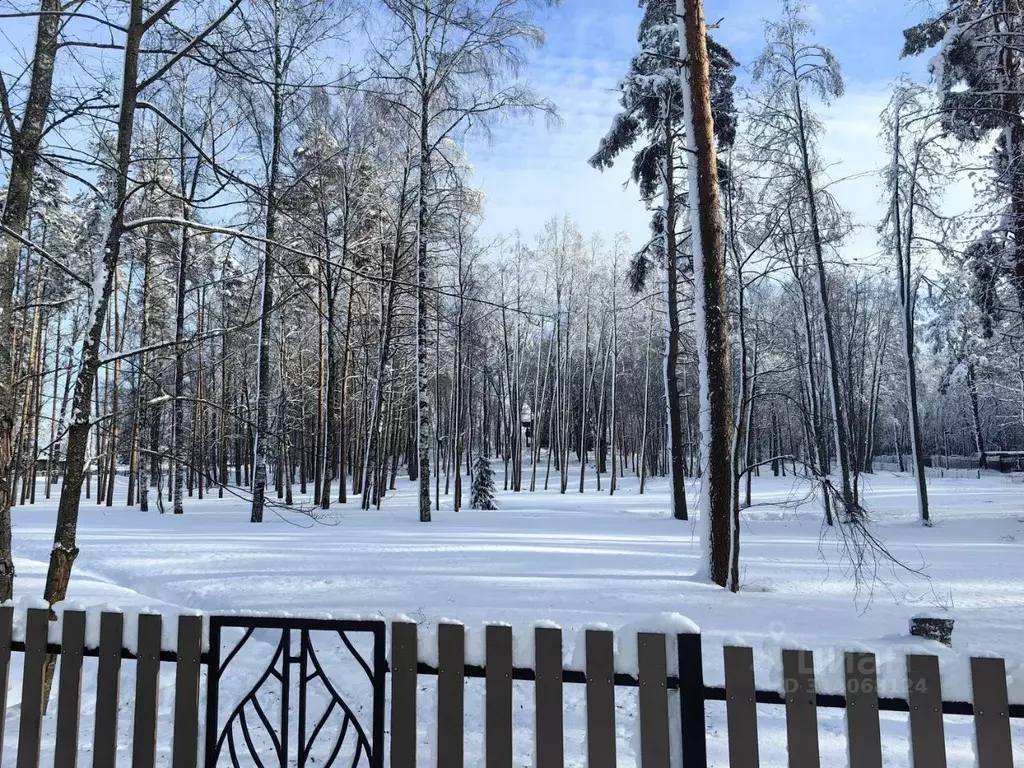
[589,0,736,524]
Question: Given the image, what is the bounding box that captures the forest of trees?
[2,0,1024,597]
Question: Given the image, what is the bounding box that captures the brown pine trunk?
[679,0,734,589]
[219,326,229,498]
[791,73,856,520]
[320,263,337,509]
[28,320,47,505]
[96,311,111,506]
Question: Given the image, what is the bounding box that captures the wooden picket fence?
[0,608,1020,766]
[0,607,204,767]
[392,621,1022,768]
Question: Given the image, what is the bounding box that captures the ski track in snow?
[3,470,1023,765]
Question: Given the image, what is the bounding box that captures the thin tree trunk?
[891,116,930,524]
[639,301,656,494]
[416,96,432,523]
[0,0,61,599]
[792,73,856,520]
[104,266,126,507]
[45,0,146,607]
[662,114,688,520]
[45,321,61,500]
[251,0,284,524]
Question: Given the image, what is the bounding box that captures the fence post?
[390,622,417,768]
[0,606,11,766]
[16,607,48,768]
[637,633,671,767]
[54,610,86,768]
[132,613,162,768]
[723,645,759,768]
[172,614,202,768]
[437,623,465,768]
[906,654,946,768]
[677,631,706,767]
[844,652,882,768]
[584,630,615,768]
[971,657,1014,768]
[203,617,223,768]
[93,611,124,768]
[782,649,820,768]
[534,627,564,768]
[485,625,513,768]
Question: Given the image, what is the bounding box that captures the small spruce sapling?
[470,455,498,510]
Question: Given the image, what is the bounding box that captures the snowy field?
[3,468,1023,765]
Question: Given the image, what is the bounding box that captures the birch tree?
[880,81,951,525]
[372,0,555,522]
[752,0,860,521]
[43,0,242,605]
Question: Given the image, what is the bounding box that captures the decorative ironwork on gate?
[205,616,386,768]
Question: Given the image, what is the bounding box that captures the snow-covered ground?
[3,468,1023,765]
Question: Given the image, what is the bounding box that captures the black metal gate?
[205,616,386,767]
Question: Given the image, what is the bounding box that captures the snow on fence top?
[3,599,206,654]
[3,601,1019,707]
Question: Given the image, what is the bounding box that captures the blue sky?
[469,0,948,259]
[2,0,961,262]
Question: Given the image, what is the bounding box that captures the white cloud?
[463,0,980,266]
[466,4,651,246]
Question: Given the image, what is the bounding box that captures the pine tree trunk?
[610,277,618,495]
[578,301,590,493]
[218,300,229,498]
[967,362,985,468]
[314,273,325,504]
[195,288,206,500]
[678,0,734,588]
[320,264,337,509]
[172,218,188,514]
[361,216,402,509]
[19,261,48,505]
